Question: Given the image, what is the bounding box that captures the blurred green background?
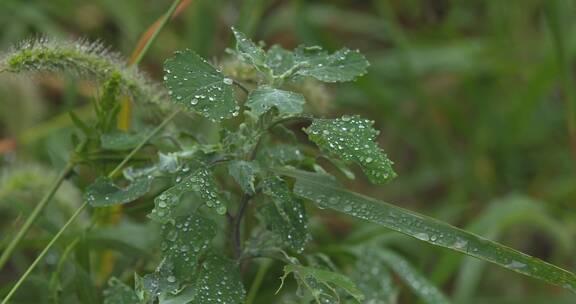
[1,0,576,303]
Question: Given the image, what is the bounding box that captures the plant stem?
[245,259,272,304]
[232,79,250,95]
[233,193,252,259]
[0,140,84,272]
[1,111,180,303]
[1,202,88,304]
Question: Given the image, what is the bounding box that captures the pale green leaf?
[191,254,246,304]
[246,86,305,117]
[353,248,398,304]
[149,166,227,223]
[101,130,149,151]
[265,45,296,76]
[279,168,576,293]
[164,50,239,121]
[294,46,369,82]
[379,250,450,304]
[305,115,395,184]
[281,264,365,303]
[103,277,140,304]
[228,160,259,194]
[142,260,179,297]
[85,176,152,207]
[232,27,266,68]
[161,213,216,281]
[259,144,304,165]
[261,178,310,252]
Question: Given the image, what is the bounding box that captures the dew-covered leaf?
[164,50,239,121]
[261,178,310,252]
[305,115,395,184]
[281,264,364,303]
[103,277,140,304]
[228,160,259,194]
[191,254,246,304]
[149,167,227,223]
[85,176,152,207]
[246,86,305,117]
[265,45,296,77]
[379,250,449,304]
[161,213,216,281]
[142,260,179,298]
[279,168,576,293]
[232,27,266,68]
[294,46,369,82]
[259,144,304,165]
[353,248,398,304]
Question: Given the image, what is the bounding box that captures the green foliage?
[246,86,305,117]
[85,176,152,207]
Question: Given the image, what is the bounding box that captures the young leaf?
[246,86,305,117]
[281,264,365,303]
[103,277,140,304]
[164,50,239,121]
[228,160,259,195]
[161,214,216,281]
[85,176,152,207]
[379,250,450,304]
[261,178,311,253]
[231,27,266,68]
[149,166,227,223]
[265,45,296,77]
[294,46,369,82]
[305,115,395,184]
[191,254,246,304]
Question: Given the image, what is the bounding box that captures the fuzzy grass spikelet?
[0,37,167,106]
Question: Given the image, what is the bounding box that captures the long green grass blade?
[278,168,576,293]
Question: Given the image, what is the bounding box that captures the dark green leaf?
[246,86,305,117]
[261,178,311,252]
[191,254,246,304]
[142,260,179,297]
[279,168,576,293]
[161,213,216,281]
[305,115,395,184]
[85,176,152,207]
[164,50,239,121]
[101,130,149,151]
[149,167,227,223]
[353,248,398,304]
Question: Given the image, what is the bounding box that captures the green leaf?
[246,86,305,118]
[231,27,266,68]
[260,144,304,165]
[279,168,576,293]
[305,115,396,184]
[261,178,311,252]
[353,248,398,304]
[265,45,296,77]
[101,130,149,151]
[379,250,450,304]
[149,166,227,223]
[281,264,365,303]
[228,160,259,194]
[103,277,140,304]
[164,50,239,121]
[294,46,369,82]
[142,260,179,297]
[85,176,152,207]
[191,254,246,304]
[161,213,216,281]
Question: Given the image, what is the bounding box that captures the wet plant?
[1,24,576,304]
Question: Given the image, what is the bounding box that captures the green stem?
[0,139,85,272]
[245,259,272,304]
[1,111,180,303]
[1,202,88,304]
[130,0,182,66]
